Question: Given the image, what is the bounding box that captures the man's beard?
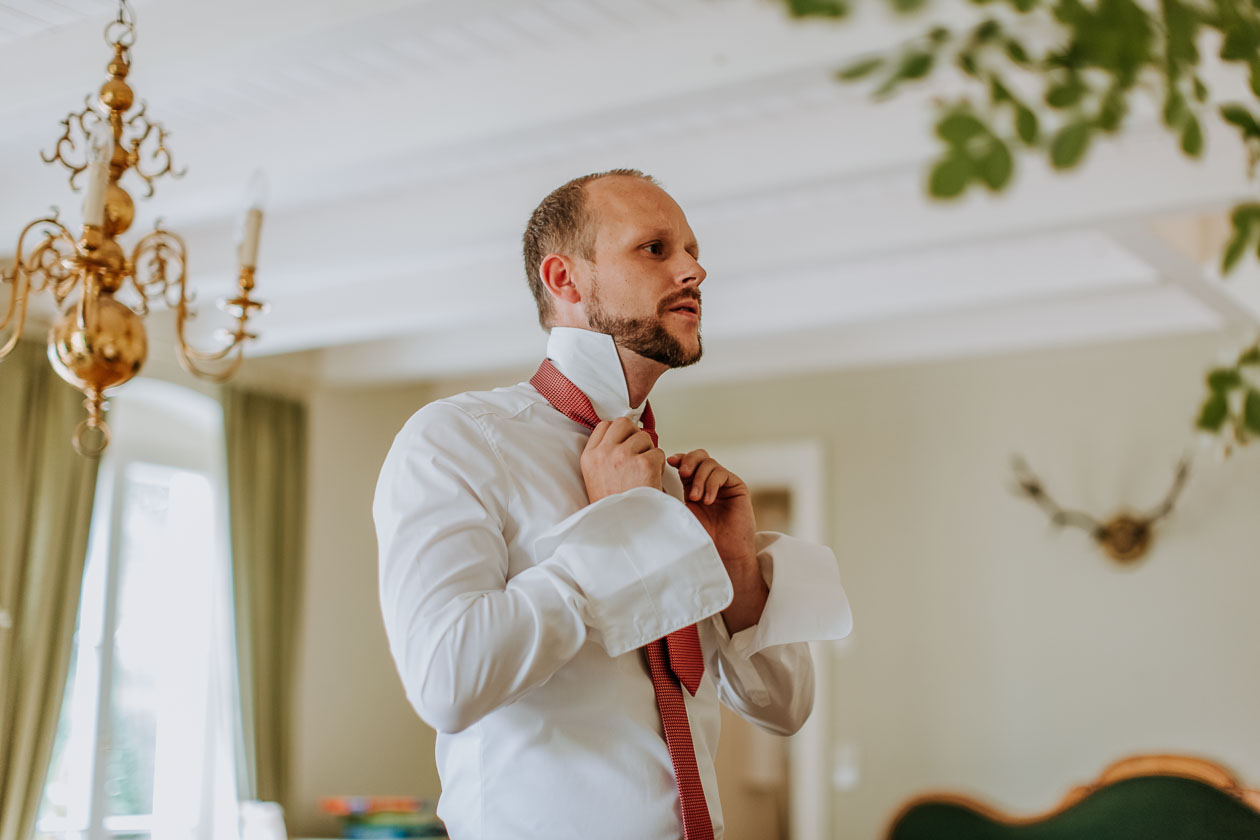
[586,276,703,369]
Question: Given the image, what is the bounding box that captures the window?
[36,380,241,840]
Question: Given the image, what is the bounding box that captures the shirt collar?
[545,327,646,423]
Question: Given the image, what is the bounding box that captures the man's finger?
[647,447,667,471]
[703,467,729,504]
[677,448,710,478]
[624,429,655,455]
[688,458,718,500]
[600,416,641,445]
[587,420,612,448]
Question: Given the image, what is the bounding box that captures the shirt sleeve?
[709,531,852,735]
[374,401,733,734]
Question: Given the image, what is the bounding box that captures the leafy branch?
[1196,339,1260,453]
[784,0,1260,449]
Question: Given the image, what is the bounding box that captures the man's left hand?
[667,449,768,633]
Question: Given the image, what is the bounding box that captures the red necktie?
[531,359,714,840]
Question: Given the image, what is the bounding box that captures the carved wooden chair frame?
[884,754,1260,837]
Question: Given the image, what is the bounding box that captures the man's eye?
[644,242,664,255]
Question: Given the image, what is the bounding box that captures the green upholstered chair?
[887,755,1260,840]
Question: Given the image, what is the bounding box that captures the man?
[374,170,851,839]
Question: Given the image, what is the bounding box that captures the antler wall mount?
[1010,456,1192,564]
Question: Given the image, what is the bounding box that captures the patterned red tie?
[531,359,714,840]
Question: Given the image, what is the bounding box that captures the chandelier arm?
[0,218,79,360]
[176,341,246,383]
[157,231,254,370]
[128,116,185,198]
[130,227,186,305]
[0,269,30,362]
[125,100,148,130]
[180,339,247,364]
[176,302,252,363]
[24,220,81,297]
[147,228,263,372]
[16,216,77,275]
[40,98,105,190]
[0,221,38,334]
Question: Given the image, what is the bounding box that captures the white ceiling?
[3,0,1259,389]
[0,0,116,42]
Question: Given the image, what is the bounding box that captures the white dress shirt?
[374,327,852,840]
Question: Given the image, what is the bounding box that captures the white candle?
[83,121,112,228]
[239,208,263,268]
[237,170,267,269]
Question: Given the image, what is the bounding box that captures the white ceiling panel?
[0,0,124,43]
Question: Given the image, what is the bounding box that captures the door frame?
[702,439,832,840]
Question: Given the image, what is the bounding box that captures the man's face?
[579,177,706,368]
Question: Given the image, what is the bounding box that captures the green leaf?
[1050,122,1091,168]
[978,140,1014,190]
[1222,229,1250,274]
[1245,389,1260,435]
[1066,0,1152,79]
[936,112,987,145]
[1239,346,1260,366]
[877,50,936,96]
[1181,114,1204,156]
[1220,103,1260,138]
[1250,58,1260,98]
[1052,0,1085,27]
[975,19,1002,41]
[1046,81,1085,108]
[1197,393,1229,432]
[900,50,935,80]
[837,56,884,81]
[1229,203,1260,226]
[1097,90,1126,132]
[957,51,980,77]
[786,0,850,17]
[1193,76,1209,102]
[1005,38,1031,65]
[1161,0,1199,65]
[1223,204,1260,273]
[1221,28,1259,62]
[989,76,1012,104]
[1207,368,1242,393]
[929,155,974,199]
[1016,106,1040,144]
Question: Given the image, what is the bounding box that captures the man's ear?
[539,253,583,306]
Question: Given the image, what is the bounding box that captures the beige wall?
[289,382,440,838]
[288,331,1260,839]
[656,332,1260,839]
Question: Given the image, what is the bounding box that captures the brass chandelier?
[0,0,266,456]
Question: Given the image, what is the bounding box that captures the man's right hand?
[580,416,665,503]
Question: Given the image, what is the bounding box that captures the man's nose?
[678,255,705,286]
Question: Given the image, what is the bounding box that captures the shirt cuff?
[532,486,734,657]
[726,531,852,660]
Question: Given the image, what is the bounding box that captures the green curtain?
[222,386,307,810]
[0,340,101,840]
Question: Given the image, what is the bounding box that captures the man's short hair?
[522,168,659,329]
